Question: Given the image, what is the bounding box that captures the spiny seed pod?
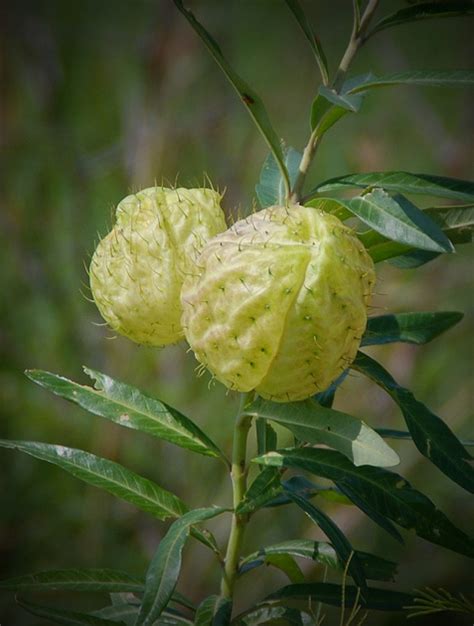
[181,204,375,402]
[90,186,227,346]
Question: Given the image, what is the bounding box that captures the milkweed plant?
[2,1,474,624]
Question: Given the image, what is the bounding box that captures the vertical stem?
[220,393,253,599]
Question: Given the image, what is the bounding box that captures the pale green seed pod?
[181,205,375,402]
[90,186,227,346]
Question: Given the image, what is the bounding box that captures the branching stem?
[220,392,254,599]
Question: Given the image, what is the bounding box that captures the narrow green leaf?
[314,370,349,409]
[237,467,282,515]
[284,0,329,85]
[16,597,120,626]
[262,554,305,584]
[137,507,226,626]
[173,0,290,197]
[352,352,474,493]
[234,605,308,626]
[304,196,353,221]
[91,602,138,626]
[349,191,454,252]
[256,418,277,456]
[264,475,351,508]
[362,311,463,346]
[255,448,474,557]
[194,595,232,626]
[26,368,224,460]
[247,396,400,468]
[388,249,440,269]
[0,440,187,520]
[0,569,144,593]
[309,171,474,202]
[368,2,474,37]
[255,146,302,208]
[376,429,474,447]
[263,582,414,611]
[318,86,363,112]
[347,70,474,93]
[284,486,367,591]
[240,540,398,582]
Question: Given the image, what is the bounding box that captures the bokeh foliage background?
[1,1,473,623]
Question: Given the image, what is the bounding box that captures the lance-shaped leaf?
[137,507,226,626]
[376,429,474,447]
[240,540,397,582]
[26,369,224,461]
[16,597,120,626]
[262,582,414,611]
[348,191,454,252]
[194,595,232,626]
[236,467,282,515]
[368,2,474,38]
[173,0,290,197]
[0,569,144,593]
[284,0,328,85]
[254,448,474,557]
[263,475,351,509]
[352,352,474,493]
[361,311,463,346]
[255,146,302,208]
[346,70,474,94]
[234,605,309,626]
[309,171,474,202]
[91,602,139,626]
[284,486,367,591]
[247,396,399,468]
[0,440,187,520]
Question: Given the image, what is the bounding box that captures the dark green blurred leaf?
[362,311,463,346]
[310,171,474,201]
[284,486,367,591]
[240,539,398,582]
[284,0,329,85]
[368,2,474,37]
[0,569,144,593]
[264,554,305,584]
[376,429,474,447]
[346,70,474,93]
[263,582,414,611]
[194,595,232,626]
[248,396,399,467]
[256,146,302,208]
[237,467,282,515]
[256,417,277,456]
[388,249,441,268]
[349,191,454,252]
[173,0,290,197]
[137,507,226,626]
[0,440,187,520]
[263,475,351,508]
[254,448,474,556]
[26,368,225,460]
[17,597,121,626]
[353,352,474,493]
[91,603,138,626]
[233,605,308,625]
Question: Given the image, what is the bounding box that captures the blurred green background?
[1,1,473,624]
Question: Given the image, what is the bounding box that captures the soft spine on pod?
[89,186,227,346]
[181,204,376,402]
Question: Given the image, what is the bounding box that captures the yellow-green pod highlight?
[90,187,227,346]
[181,204,375,402]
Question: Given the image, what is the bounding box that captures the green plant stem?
[290,0,379,202]
[220,393,253,599]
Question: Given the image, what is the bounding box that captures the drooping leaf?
[313,370,349,408]
[16,597,120,626]
[239,540,398,582]
[309,171,474,202]
[236,467,282,515]
[194,595,232,626]
[361,311,463,346]
[255,146,302,208]
[346,70,474,94]
[0,440,187,520]
[0,569,144,593]
[352,352,474,493]
[26,369,224,460]
[284,486,367,591]
[173,0,290,197]
[247,396,400,467]
[254,448,474,557]
[136,507,226,626]
[263,554,305,584]
[284,0,329,85]
[348,191,454,252]
[263,582,414,611]
[368,2,474,38]
[263,475,351,508]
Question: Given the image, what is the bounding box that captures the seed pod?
[90,186,227,346]
[181,204,375,402]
